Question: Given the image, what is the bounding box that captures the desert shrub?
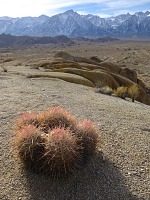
[114,86,128,99]
[127,84,140,102]
[113,85,149,104]
[14,107,99,178]
[95,86,113,95]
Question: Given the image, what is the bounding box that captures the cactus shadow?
[25,151,138,200]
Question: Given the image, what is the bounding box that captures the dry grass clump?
[127,84,140,102]
[95,86,113,95]
[14,107,99,179]
[113,84,142,103]
[114,86,128,99]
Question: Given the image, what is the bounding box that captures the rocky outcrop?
[54,51,100,65]
[100,62,121,74]
[30,51,149,105]
[90,56,103,63]
[120,67,137,83]
[53,68,119,89]
[27,71,94,87]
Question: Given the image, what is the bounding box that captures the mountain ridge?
[0,33,75,48]
[0,10,150,37]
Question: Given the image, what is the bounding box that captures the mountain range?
[0,10,150,38]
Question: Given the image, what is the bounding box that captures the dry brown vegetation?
[0,39,150,200]
[128,84,140,102]
[114,86,128,99]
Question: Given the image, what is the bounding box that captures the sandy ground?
[0,41,150,199]
[0,64,150,200]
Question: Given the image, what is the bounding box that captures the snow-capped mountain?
[0,10,149,37]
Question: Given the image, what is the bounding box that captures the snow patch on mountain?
[0,10,149,37]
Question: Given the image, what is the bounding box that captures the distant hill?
[0,10,150,38]
[0,34,74,47]
[74,37,120,42]
[0,33,121,48]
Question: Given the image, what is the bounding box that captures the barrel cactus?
[76,119,99,157]
[14,107,99,178]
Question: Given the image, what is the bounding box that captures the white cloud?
[0,0,149,17]
[97,13,112,18]
[0,0,108,17]
[105,0,150,9]
[77,10,90,15]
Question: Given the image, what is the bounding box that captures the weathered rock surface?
[120,67,137,83]
[6,51,149,105]
[28,51,150,105]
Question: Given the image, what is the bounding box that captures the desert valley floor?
[0,40,150,200]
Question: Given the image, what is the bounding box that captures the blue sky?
[0,0,150,18]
